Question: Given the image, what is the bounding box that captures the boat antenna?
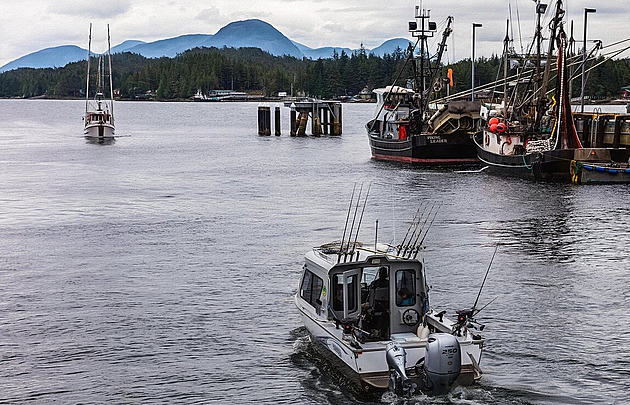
[374,219,379,252]
[472,244,498,313]
[338,183,357,263]
[349,182,371,259]
[108,24,114,120]
[85,23,92,115]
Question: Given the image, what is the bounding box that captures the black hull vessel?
[370,129,478,165]
[474,0,630,184]
[474,132,576,182]
[365,10,480,166]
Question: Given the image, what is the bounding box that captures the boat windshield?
[395,269,416,307]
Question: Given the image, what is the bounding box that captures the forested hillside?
[0,46,628,101]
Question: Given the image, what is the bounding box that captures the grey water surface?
[0,99,628,404]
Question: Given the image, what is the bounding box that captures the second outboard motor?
[423,333,461,393]
[385,341,414,395]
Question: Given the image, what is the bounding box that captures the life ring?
[484,133,490,146]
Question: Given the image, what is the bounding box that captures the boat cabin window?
[300,270,323,309]
[395,269,416,307]
[332,273,358,313]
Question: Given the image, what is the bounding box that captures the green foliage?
[1,46,629,100]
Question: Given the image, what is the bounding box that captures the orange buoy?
[496,122,506,133]
[489,117,499,125]
[489,123,498,133]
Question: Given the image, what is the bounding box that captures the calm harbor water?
[0,99,629,404]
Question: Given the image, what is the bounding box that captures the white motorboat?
[295,190,485,396]
[84,24,115,139]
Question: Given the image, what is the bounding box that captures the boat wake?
[380,385,498,405]
[455,166,489,174]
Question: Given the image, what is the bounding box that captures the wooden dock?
[284,100,342,136]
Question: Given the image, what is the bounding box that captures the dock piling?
[290,103,297,136]
[274,105,281,136]
[257,104,271,136]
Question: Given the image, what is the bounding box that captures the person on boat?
[332,285,344,311]
[370,266,389,289]
[362,267,390,339]
[398,288,414,306]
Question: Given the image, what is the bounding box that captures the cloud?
[47,0,133,18]
[196,7,223,22]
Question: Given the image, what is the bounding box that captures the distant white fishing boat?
[84,23,115,139]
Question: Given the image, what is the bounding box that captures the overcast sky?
[1,0,628,67]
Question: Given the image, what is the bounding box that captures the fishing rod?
[401,203,430,257]
[344,183,364,261]
[349,182,371,260]
[338,184,357,263]
[412,203,441,259]
[397,203,424,256]
[401,204,429,257]
[472,244,498,313]
[405,202,435,258]
[475,296,499,316]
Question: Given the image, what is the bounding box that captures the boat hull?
[295,295,482,393]
[368,128,479,165]
[474,131,576,182]
[474,132,630,183]
[84,122,115,138]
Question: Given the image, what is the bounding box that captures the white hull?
[295,294,483,391]
[84,122,115,138]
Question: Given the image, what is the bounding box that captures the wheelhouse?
[299,252,428,341]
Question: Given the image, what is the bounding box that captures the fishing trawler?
[84,24,115,139]
[473,0,630,183]
[295,189,485,396]
[366,7,481,165]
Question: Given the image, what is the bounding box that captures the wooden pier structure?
[284,100,342,136]
[258,100,342,137]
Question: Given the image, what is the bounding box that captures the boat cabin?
[300,249,428,341]
[85,111,112,125]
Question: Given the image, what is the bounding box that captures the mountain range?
[0,19,411,73]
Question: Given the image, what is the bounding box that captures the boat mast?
[410,3,440,117]
[503,19,509,107]
[536,0,564,128]
[108,24,114,119]
[422,16,453,119]
[85,23,92,114]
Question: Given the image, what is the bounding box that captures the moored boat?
[365,6,481,166]
[84,24,115,139]
[474,0,630,183]
[295,191,485,396]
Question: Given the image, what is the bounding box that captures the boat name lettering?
[427,136,447,143]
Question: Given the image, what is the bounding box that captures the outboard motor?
[385,342,414,395]
[423,333,461,393]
